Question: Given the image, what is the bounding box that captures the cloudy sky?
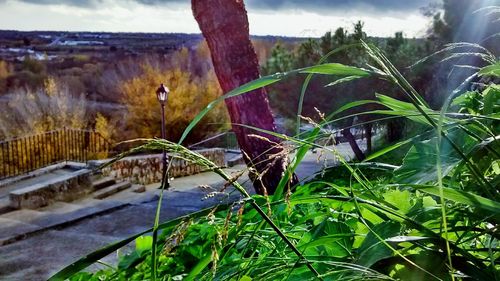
[0,0,436,37]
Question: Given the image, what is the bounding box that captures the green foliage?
[262,21,433,150]
[50,40,500,281]
[479,62,500,77]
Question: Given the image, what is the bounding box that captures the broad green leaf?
[410,185,500,215]
[478,61,500,77]
[184,253,212,281]
[376,93,435,126]
[364,138,412,161]
[299,234,355,258]
[482,84,499,115]
[300,63,371,77]
[298,220,354,258]
[383,190,413,214]
[136,235,152,255]
[395,138,462,184]
[117,252,143,270]
[491,160,500,175]
[356,221,400,267]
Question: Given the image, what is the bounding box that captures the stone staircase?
[0,152,245,250]
[0,173,147,246]
[90,175,136,199]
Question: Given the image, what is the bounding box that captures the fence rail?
[0,128,113,180]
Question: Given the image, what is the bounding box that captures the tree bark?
[192,0,298,195]
[364,123,372,154]
[386,118,404,143]
[342,128,365,161]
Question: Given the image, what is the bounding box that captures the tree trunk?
[342,128,365,161]
[192,0,298,195]
[386,118,404,143]
[364,123,372,154]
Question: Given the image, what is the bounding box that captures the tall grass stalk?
[50,40,499,281]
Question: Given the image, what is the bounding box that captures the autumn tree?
[120,50,229,143]
[0,77,87,138]
[192,0,298,195]
[0,60,11,93]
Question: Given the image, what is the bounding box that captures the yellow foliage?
[0,78,88,138]
[170,47,190,69]
[92,113,114,158]
[0,60,11,93]
[44,77,58,96]
[95,113,114,141]
[121,63,229,142]
[196,40,211,61]
[0,60,11,80]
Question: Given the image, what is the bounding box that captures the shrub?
[0,77,88,138]
[120,63,229,143]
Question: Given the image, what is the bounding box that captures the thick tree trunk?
[342,128,365,161]
[192,0,298,195]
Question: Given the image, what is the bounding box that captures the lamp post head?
[156,83,169,105]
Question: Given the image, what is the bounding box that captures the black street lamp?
[156,83,170,188]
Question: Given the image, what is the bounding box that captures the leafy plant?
[50,41,499,281]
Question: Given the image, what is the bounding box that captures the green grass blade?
[300,63,371,76]
[295,43,366,134]
[178,72,292,145]
[403,184,500,215]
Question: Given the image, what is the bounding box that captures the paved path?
[0,142,362,281]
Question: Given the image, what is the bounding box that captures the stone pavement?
[0,142,362,281]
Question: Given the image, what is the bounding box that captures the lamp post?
[156,83,170,188]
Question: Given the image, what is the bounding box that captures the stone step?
[93,181,132,199]
[132,184,146,193]
[0,217,41,245]
[91,176,116,191]
[1,209,47,224]
[0,197,14,215]
[38,201,86,214]
[0,200,129,246]
[9,169,92,209]
[226,153,244,167]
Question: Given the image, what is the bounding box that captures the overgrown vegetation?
[0,77,88,138]
[47,35,499,280]
[0,1,496,280]
[0,41,230,144]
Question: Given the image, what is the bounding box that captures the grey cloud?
[1,0,103,8]
[133,0,183,4]
[1,0,436,14]
[130,0,436,14]
[245,0,435,13]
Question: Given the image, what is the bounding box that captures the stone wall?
[99,148,226,185]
